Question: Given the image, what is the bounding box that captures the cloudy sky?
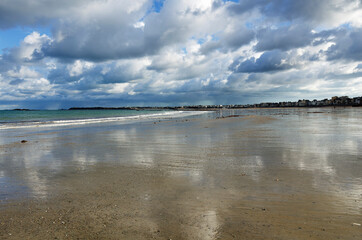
[0,0,361,109]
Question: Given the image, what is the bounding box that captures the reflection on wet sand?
[0,108,361,239]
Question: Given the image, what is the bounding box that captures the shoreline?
[0,110,209,130]
[4,105,361,114]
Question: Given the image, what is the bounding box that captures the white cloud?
[7,66,41,79]
[8,31,51,62]
[67,60,94,77]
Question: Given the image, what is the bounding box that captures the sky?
[0,0,361,109]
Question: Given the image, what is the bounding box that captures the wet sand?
[1,108,361,239]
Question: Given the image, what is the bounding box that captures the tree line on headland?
[67,96,362,111]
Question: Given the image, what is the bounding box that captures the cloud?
[48,59,148,88]
[2,31,51,62]
[227,0,362,26]
[255,25,314,51]
[230,50,300,73]
[7,66,41,79]
[35,0,227,61]
[0,0,362,108]
[18,0,247,61]
[200,26,255,54]
[43,0,151,61]
[325,28,362,61]
[0,0,90,29]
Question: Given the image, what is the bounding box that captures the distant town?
[182,95,362,109]
[67,96,362,111]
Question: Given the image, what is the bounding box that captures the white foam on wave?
[0,111,208,130]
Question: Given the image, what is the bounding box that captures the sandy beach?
[1,108,361,239]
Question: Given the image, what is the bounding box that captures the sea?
[0,109,207,130]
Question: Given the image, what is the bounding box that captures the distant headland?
[68,96,362,111]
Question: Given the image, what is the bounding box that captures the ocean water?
[0,109,207,129]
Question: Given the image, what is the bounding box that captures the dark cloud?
[227,0,265,15]
[43,0,210,61]
[47,67,77,84]
[102,65,144,84]
[230,50,297,73]
[1,0,154,61]
[199,41,220,55]
[200,26,255,54]
[325,71,362,80]
[227,0,360,23]
[0,56,13,73]
[310,28,348,49]
[326,28,362,61]
[9,78,25,85]
[48,61,143,86]
[223,27,255,50]
[255,25,314,51]
[0,0,89,29]
[45,27,149,61]
[42,0,152,61]
[261,0,336,22]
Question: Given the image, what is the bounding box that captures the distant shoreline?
[7,95,362,111]
[70,105,362,111]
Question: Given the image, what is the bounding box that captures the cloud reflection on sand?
[0,108,361,216]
